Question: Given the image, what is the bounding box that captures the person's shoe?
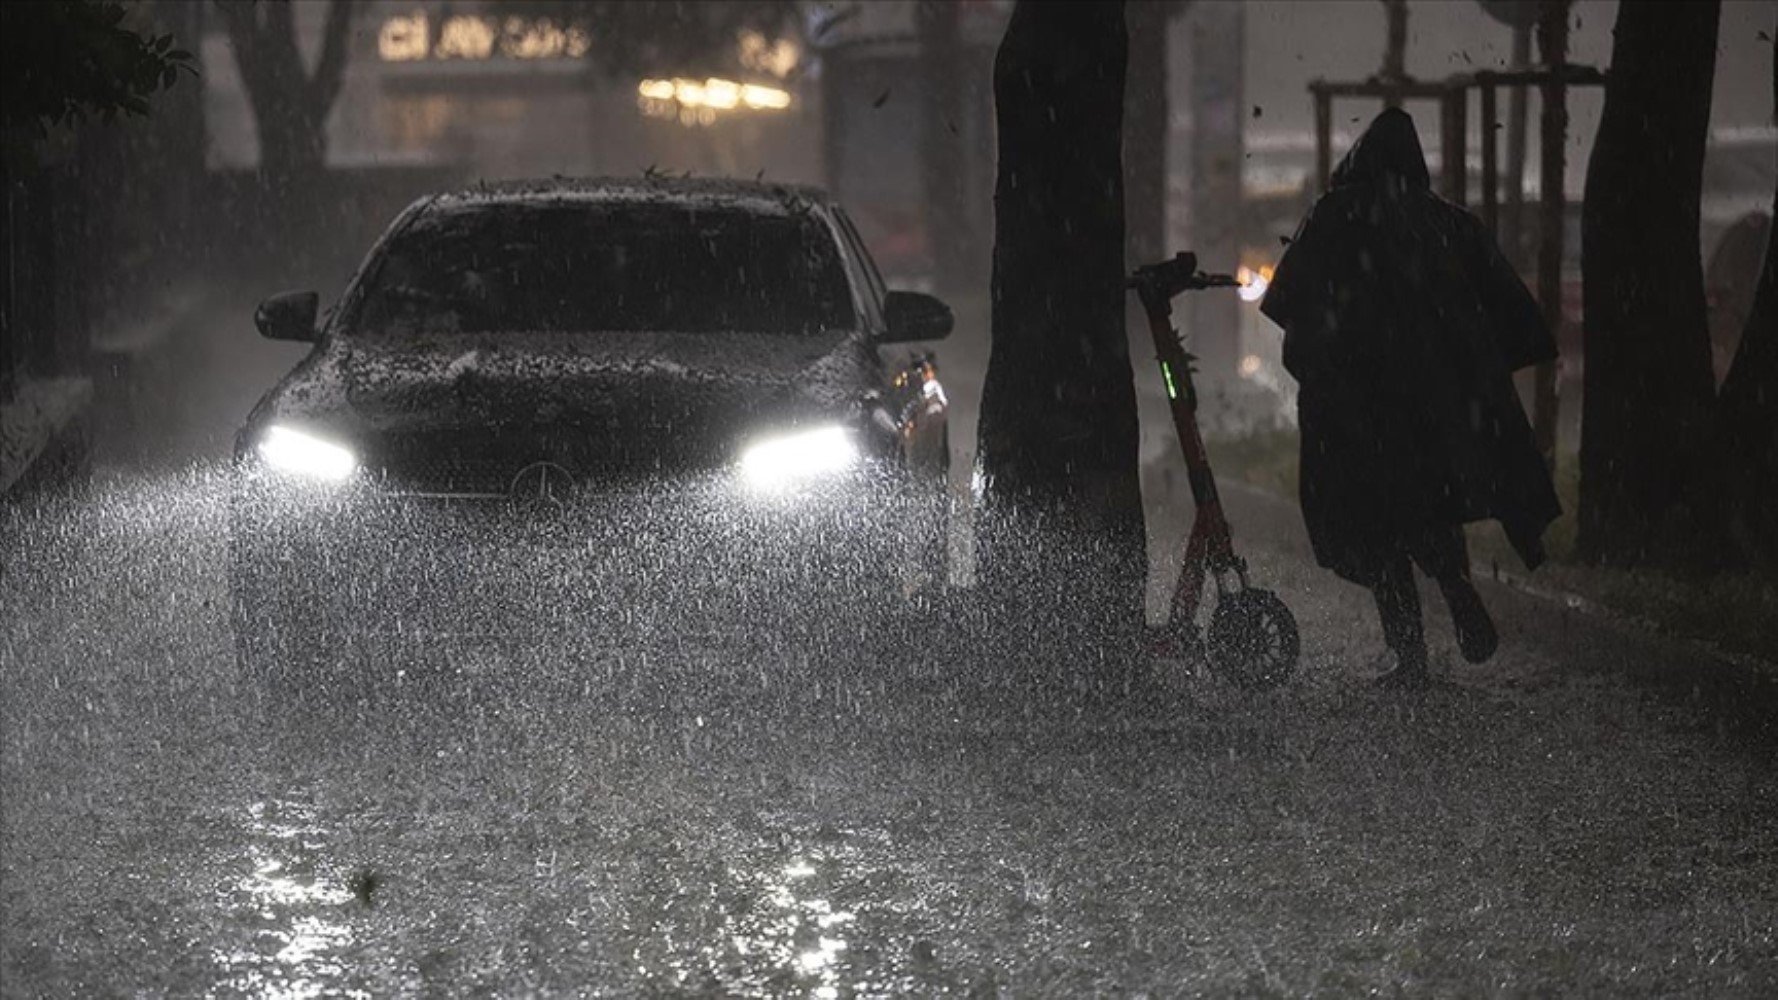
[1441,578,1499,664]
[1373,656,1430,690]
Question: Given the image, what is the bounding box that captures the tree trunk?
[220,1,353,198]
[1124,0,1169,553]
[917,1,967,297]
[1714,38,1778,572]
[1530,0,1569,466]
[1124,0,1168,276]
[975,1,1144,658]
[1577,0,1720,568]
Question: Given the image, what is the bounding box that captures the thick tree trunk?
[1577,0,1720,568]
[917,1,968,297]
[220,1,353,197]
[975,1,1144,657]
[1714,39,1778,573]
[1124,0,1168,275]
[1124,0,1169,559]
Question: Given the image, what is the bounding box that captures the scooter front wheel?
[1207,588,1300,689]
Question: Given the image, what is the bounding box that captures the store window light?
[379,12,429,61]
[636,78,793,126]
[436,15,497,60]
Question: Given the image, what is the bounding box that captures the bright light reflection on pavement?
[655,852,859,997]
[767,859,855,999]
[210,799,362,1000]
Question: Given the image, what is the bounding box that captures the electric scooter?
[1128,253,1300,688]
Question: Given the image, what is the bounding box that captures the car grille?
[364,430,523,495]
[376,457,513,496]
[362,427,727,497]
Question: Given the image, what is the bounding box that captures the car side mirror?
[255,290,319,343]
[881,290,953,343]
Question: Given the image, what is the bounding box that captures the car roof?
[422,176,836,218]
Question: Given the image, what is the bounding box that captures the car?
[228,177,954,680]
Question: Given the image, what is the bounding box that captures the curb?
[1480,563,1778,678]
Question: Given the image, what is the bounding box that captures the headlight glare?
[258,425,358,481]
[739,425,858,490]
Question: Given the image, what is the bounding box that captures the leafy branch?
[1,0,196,135]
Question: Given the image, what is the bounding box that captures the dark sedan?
[229,177,953,676]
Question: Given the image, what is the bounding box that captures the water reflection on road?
[212,798,362,1000]
[758,857,855,999]
[631,829,876,996]
[7,472,1777,996]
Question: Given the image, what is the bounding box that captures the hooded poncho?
[1260,108,1560,585]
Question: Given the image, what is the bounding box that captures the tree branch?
[216,1,279,140]
[308,0,356,119]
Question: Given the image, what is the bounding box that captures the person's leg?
[1371,553,1428,687]
[1423,526,1498,664]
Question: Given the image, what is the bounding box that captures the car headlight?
[257,425,358,481]
[738,425,858,490]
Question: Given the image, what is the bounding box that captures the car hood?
[329,329,867,433]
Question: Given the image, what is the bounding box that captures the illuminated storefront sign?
[378,12,592,62]
[636,78,793,127]
[379,10,799,128]
[736,29,799,79]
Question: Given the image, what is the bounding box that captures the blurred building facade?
[815,0,1007,285]
[201,0,823,184]
[9,0,1772,501]
[191,0,1014,286]
[1215,0,1775,431]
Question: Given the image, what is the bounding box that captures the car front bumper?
[228,465,933,650]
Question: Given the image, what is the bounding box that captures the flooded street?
[5,2,1776,994]
[6,468,1774,997]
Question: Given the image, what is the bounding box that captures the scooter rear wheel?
[1207,588,1300,689]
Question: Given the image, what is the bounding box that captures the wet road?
[7,285,1778,995]
[5,468,1775,997]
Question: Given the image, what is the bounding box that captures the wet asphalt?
[4,291,1775,997]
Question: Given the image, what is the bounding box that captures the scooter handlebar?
[1126,252,1241,296]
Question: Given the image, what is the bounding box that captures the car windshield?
[355,201,857,335]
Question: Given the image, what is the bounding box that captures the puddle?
[209,798,364,1000]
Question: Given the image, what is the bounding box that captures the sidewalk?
[1212,477,1778,743]
[1186,419,1777,668]
[0,375,93,497]
[90,281,310,474]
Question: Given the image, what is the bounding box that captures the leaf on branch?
[1,1,196,132]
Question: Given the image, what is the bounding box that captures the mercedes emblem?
[508,461,575,509]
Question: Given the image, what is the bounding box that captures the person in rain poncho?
[1260,108,1559,688]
